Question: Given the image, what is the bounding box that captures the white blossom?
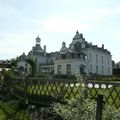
[88,83,93,88]
[95,84,99,88]
[101,84,106,89]
[108,85,112,88]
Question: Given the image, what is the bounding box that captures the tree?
[10,59,18,69]
[26,58,36,76]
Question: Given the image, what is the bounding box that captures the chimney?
[44,45,46,56]
[102,44,104,49]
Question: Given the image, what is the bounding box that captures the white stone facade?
[17,31,112,76]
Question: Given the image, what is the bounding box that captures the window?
[66,64,71,74]
[78,54,80,59]
[96,55,98,63]
[90,65,92,73]
[108,58,109,65]
[101,56,103,64]
[117,65,119,68]
[62,54,66,59]
[80,64,84,74]
[102,66,104,75]
[108,67,110,75]
[71,53,74,58]
[96,66,98,74]
[57,65,62,74]
[51,59,54,64]
[75,42,81,52]
[90,53,92,61]
[35,57,38,63]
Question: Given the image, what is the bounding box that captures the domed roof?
[60,41,69,54]
[35,36,41,42]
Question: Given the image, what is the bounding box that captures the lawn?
[27,83,81,98]
[0,101,31,120]
[14,81,120,109]
[0,109,6,120]
[88,85,120,108]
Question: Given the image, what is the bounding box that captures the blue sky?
[0,0,120,62]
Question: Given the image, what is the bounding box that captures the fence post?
[83,79,88,98]
[96,94,103,120]
[24,76,28,104]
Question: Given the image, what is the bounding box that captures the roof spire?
[73,30,83,40]
[37,33,39,37]
[76,30,79,35]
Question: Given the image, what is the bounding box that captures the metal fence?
[0,77,120,120]
[12,77,120,109]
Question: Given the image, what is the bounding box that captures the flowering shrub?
[53,74,120,120]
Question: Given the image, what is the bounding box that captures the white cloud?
[84,6,120,18]
[99,6,120,16]
[0,31,37,59]
[0,2,21,16]
[23,18,41,25]
[42,5,120,33]
[78,15,103,21]
[42,15,93,32]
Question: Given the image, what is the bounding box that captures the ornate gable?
[73,30,84,40]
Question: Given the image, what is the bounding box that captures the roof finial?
[76,30,79,35]
[37,33,39,37]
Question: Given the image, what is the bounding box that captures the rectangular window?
[71,53,74,58]
[66,64,71,74]
[90,53,92,61]
[96,66,98,74]
[102,66,104,75]
[96,55,98,63]
[108,67,110,75]
[90,65,92,73]
[101,56,103,64]
[78,54,80,59]
[117,65,119,68]
[62,54,66,59]
[57,65,62,74]
[108,58,109,65]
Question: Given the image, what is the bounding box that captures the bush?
[0,100,31,120]
[53,74,76,79]
[4,71,14,81]
[36,74,45,78]
[53,74,120,120]
[53,97,96,120]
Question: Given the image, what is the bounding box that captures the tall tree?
[26,58,36,76]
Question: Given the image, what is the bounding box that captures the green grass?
[14,82,120,109]
[0,101,31,120]
[88,86,120,108]
[0,109,6,120]
[27,83,81,99]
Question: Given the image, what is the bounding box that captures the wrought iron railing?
[12,77,120,109]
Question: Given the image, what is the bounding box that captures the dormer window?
[60,41,68,53]
[75,42,81,52]
[71,53,74,58]
[62,54,66,59]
